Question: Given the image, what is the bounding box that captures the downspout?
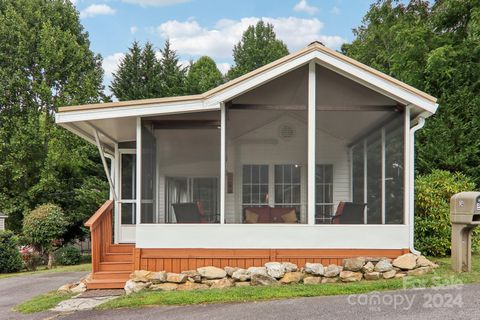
[409,115,426,255]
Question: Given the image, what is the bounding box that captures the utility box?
[450,192,480,272]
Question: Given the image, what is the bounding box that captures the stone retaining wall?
[124,253,438,294]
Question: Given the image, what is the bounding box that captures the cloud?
[216,62,231,75]
[330,6,341,15]
[80,4,116,18]
[130,26,139,35]
[153,17,346,58]
[121,0,190,6]
[103,52,125,80]
[293,0,318,15]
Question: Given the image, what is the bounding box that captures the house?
[0,213,6,231]
[55,42,438,289]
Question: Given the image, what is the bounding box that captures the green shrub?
[80,253,92,264]
[415,169,478,256]
[0,230,23,273]
[23,204,69,268]
[54,246,81,266]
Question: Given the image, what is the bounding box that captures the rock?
[340,271,363,282]
[150,283,178,291]
[395,272,407,279]
[177,281,209,291]
[235,281,251,287]
[282,262,298,272]
[280,272,305,284]
[382,270,397,279]
[321,277,339,283]
[251,274,279,286]
[224,266,239,277]
[265,262,286,278]
[247,266,268,276]
[197,266,227,279]
[374,259,393,272]
[130,270,152,282]
[343,257,366,271]
[182,270,202,283]
[147,271,167,284]
[124,280,150,294]
[416,256,437,268]
[57,284,73,293]
[232,269,250,282]
[364,272,381,280]
[407,266,432,276]
[210,278,235,289]
[365,257,383,263]
[70,282,87,293]
[303,276,322,284]
[392,253,418,270]
[362,262,375,273]
[304,263,324,276]
[166,272,187,283]
[324,264,342,277]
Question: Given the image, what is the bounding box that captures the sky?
[71,0,375,94]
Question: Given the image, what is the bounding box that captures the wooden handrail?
[86,199,114,274]
[85,200,114,228]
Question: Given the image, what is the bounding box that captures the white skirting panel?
[136,224,410,249]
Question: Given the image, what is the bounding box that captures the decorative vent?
[278,123,296,141]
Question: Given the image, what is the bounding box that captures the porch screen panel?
[141,122,156,223]
[315,164,334,224]
[385,116,404,224]
[156,119,220,224]
[366,134,382,224]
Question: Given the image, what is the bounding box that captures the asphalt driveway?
[0,271,88,320]
[59,283,480,320]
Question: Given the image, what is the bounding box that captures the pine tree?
[159,40,186,96]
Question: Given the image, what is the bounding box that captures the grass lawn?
[99,255,480,310]
[14,291,75,314]
[0,263,91,280]
[15,256,480,313]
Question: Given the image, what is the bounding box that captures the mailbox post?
[450,192,480,272]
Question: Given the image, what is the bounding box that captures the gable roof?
[57,42,438,121]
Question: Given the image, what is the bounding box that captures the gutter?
[409,115,426,255]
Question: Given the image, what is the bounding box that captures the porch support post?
[307,61,316,225]
[403,106,411,230]
[136,117,142,226]
[93,129,117,201]
[363,139,368,224]
[220,103,226,224]
[381,127,386,224]
[114,143,120,244]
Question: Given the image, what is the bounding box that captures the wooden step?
[92,271,131,280]
[108,244,134,254]
[99,261,133,272]
[86,279,127,290]
[103,252,133,263]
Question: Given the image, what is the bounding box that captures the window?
[315,164,333,224]
[274,164,301,212]
[242,165,269,207]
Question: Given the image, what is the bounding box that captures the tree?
[159,40,187,96]
[0,0,108,237]
[110,41,162,100]
[185,56,224,94]
[341,0,480,185]
[23,204,69,268]
[0,231,23,273]
[227,21,289,80]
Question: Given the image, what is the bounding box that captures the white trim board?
[135,224,409,249]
